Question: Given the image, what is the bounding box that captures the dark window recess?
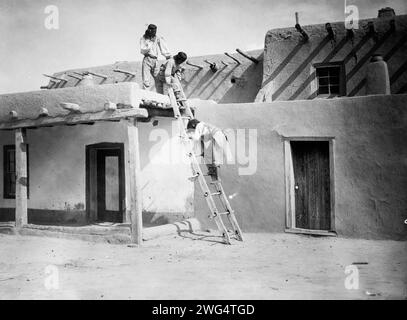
[316,66,343,96]
[3,145,29,199]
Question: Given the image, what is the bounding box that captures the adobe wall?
[0,118,193,226]
[258,14,407,101]
[51,50,264,104]
[194,94,407,240]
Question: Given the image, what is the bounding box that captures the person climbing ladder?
[169,89,243,244]
[186,119,233,175]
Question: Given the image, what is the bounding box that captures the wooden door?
[291,141,331,230]
[96,148,123,223]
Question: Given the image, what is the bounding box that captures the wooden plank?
[329,140,336,231]
[285,228,337,237]
[284,141,295,229]
[126,118,142,244]
[0,108,148,130]
[15,128,28,227]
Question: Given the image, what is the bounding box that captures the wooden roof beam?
[0,108,148,130]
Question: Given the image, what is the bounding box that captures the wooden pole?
[186,61,203,69]
[224,52,241,64]
[127,118,142,245]
[15,128,28,227]
[236,49,260,64]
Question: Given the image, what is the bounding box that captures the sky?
[0,0,406,94]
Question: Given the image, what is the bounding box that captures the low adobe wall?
[194,94,407,240]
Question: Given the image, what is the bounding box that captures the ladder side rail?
[215,182,244,241]
[170,89,231,244]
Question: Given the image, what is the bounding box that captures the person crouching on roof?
[187,119,233,167]
[157,52,187,100]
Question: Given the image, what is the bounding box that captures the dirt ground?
[0,231,406,300]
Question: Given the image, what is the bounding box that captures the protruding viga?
[60,102,81,112]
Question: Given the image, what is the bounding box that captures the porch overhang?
[0,108,148,130]
[0,82,173,245]
[0,82,176,130]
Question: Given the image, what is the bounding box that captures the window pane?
[318,77,329,86]
[330,85,340,94]
[9,161,15,173]
[329,76,340,86]
[318,86,329,94]
[316,65,342,96]
[105,156,119,211]
[6,150,13,172]
[317,68,329,77]
[329,67,340,77]
[4,145,28,198]
[10,174,16,195]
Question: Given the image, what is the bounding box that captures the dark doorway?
[291,141,331,230]
[86,143,125,223]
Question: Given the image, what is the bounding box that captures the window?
[3,145,29,199]
[315,64,345,96]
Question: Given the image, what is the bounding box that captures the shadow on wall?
[183,52,264,103]
[220,53,264,103]
[50,50,264,104]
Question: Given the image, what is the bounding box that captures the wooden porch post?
[15,128,28,227]
[127,118,142,244]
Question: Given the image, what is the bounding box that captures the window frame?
[313,62,346,97]
[3,144,29,199]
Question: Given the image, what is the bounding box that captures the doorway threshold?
[285,228,337,237]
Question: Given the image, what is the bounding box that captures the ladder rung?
[209,181,221,184]
[218,211,230,215]
[211,192,221,196]
[189,173,200,179]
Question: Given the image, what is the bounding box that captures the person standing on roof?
[157,51,187,100]
[140,24,171,90]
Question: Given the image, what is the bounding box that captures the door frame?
[85,143,125,223]
[283,137,336,236]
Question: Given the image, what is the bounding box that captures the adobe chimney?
[378,7,395,18]
[366,55,390,95]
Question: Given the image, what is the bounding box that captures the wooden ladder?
[168,87,243,244]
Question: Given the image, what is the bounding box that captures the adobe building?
[0,8,406,242]
[256,7,407,101]
[0,84,198,243]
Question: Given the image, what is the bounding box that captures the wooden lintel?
[0,108,148,130]
[15,128,28,227]
[142,107,175,118]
